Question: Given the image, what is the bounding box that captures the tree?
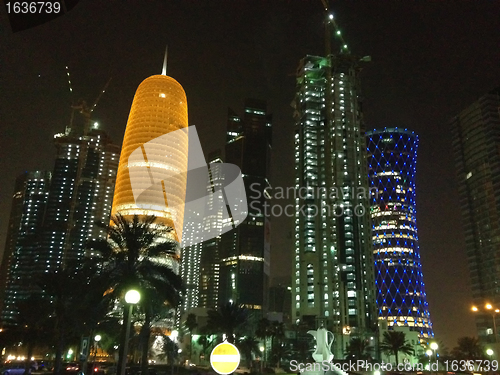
[237,336,261,370]
[0,296,53,375]
[379,331,414,364]
[37,262,112,375]
[206,302,248,343]
[16,296,53,375]
[345,337,373,360]
[90,214,184,375]
[451,337,485,360]
[196,335,215,360]
[184,313,198,362]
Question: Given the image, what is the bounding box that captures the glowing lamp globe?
[125,290,141,304]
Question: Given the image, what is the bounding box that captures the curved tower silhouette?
[111,70,189,243]
[367,127,433,339]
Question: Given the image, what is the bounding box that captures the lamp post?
[472,304,499,342]
[170,330,179,375]
[120,290,141,375]
[430,342,438,372]
[93,335,101,373]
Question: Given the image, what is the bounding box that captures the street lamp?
[424,351,431,372]
[472,304,499,342]
[170,330,179,375]
[487,348,494,359]
[120,290,141,375]
[430,343,438,371]
[93,335,102,372]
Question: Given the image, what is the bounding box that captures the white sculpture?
[308,327,335,363]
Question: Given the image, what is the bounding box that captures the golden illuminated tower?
[111,62,188,242]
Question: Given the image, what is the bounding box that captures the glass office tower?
[0,171,51,324]
[451,88,500,342]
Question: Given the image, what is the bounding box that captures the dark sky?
[1,0,500,349]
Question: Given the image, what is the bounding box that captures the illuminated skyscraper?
[179,100,272,316]
[292,52,376,355]
[111,73,189,247]
[36,125,119,274]
[179,153,225,316]
[0,104,118,324]
[451,88,500,341]
[0,171,51,324]
[367,128,433,339]
[219,99,272,312]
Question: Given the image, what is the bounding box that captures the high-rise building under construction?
[0,106,119,324]
[291,11,376,356]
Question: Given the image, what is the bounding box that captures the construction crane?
[65,65,112,134]
[60,68,112,264]
[320,0,350,55]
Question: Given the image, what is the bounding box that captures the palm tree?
[16,296,53,374]
[196,335,215,361]
[345,337,373,360]
[184,313,198,362]
[206,302,248,343]
[237,336,261,370]
[379,331,414,364]
[89,214,184,375]
[451,337,485,360]
[37,264,112,375]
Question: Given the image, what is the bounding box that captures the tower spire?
[162,45,168,75]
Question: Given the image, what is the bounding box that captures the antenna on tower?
[162,45,168,75]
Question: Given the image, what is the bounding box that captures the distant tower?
[179,100,272,317]
[111,65,189,245]
[179,152,226,318]
[0,171,51,324]
[219,99,272,312]
[36,123,119,274]
[0,85,119,324]
[451,88,500,341]
[367,128,433,339]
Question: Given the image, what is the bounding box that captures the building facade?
[219,99,272,312]
[111,74,189,247]
[367,128,433,340]
[36,125,119,273]
[0,107,119,324]
[0,171,51,324]
[179,153,225,314]
[179,100,272,318]
[291,54,376,356]
[451,88,500,341]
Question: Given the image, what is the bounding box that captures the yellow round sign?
[210,341,240,375]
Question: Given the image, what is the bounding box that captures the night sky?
[1,0,500,349]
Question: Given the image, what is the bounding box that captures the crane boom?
[90,77,112,113]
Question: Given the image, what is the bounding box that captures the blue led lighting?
[367,129,433,338]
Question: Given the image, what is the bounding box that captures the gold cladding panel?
[111,75,189,241]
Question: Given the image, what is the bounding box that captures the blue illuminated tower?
[366,128,433,339]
